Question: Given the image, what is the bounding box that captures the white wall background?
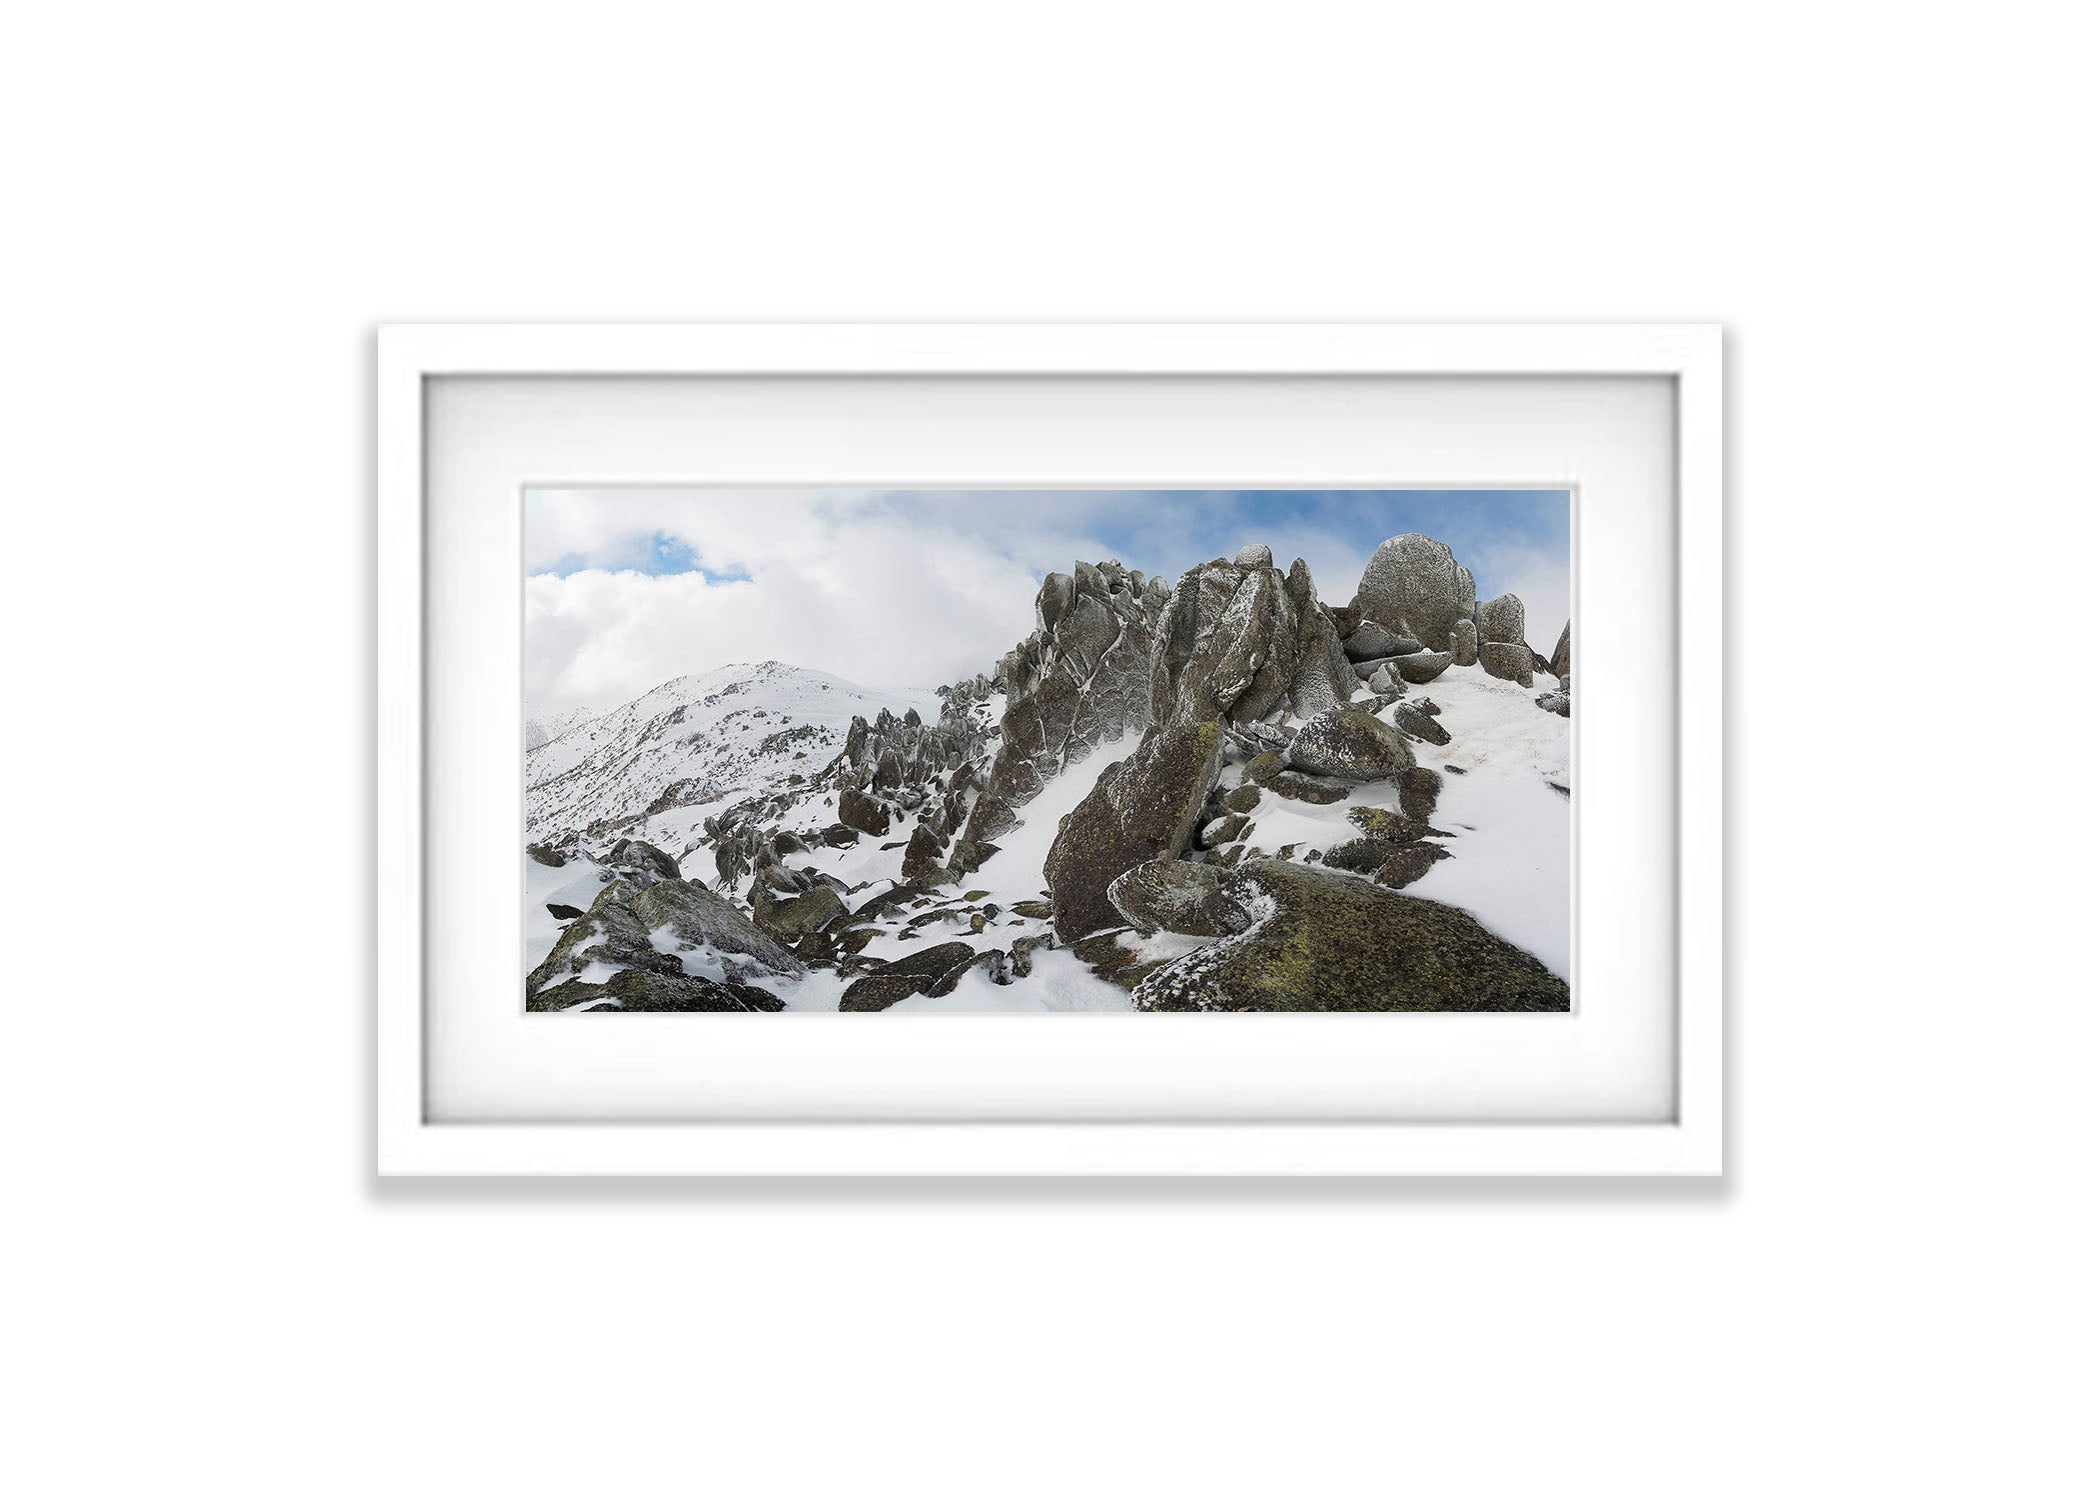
[4,3,2092,1496]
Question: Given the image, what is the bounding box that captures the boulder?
[1353,534,1476,653]
[629,878,803,975]
[590,968,784,1013]
[752,882,848,937]
[1393,650,1453,684]
[1374,844,1449,890]
[924,948,1013,997]
[1281,557,1360,718]
[545,901,584,921]
[1397,766,1444,823]
[1233,542,1274,569]
[1388,702,1451,746]
[1131,860,1569,1012]
[526,843,566,868]
[837,787,892,837]
[900,822,950,884]
[1106,857,1251,937]
[1287,707,1416,781]
[606,837,679,883]
[1477,640,1535,687]
[1549,620,1571,681]
[1536,691,1571,717]
[1321,836,1410,873]
[525,891,683,1000]
[1222,783,1263,815]
[840,941,979,1012]
[1044,720,1225,942]
[1349,806,1430,843]
[1342,621,1422,661]
[1478,592,1526,646]
[1265,769,1353,805]
[1450,617,1478,667]
[1199,813,1249,849]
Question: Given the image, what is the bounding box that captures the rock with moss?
[840,940,980,1011]
[1107,856,1250,937]
[1288,706,1416,781]
[1477,640,1535,687]
[629,878,802,975]
[552,967,785,1013]
[1044,720,1224,942]
[1373,844,1449,890]
[1222,783,1263,815]
[1266,768,1354,805]
[1349,805,1430,843]
[1321,836,1410,873]
[1397,766,1444,823]
[525,889,683,1000]
[751,881,848,937]
[1132,860,1568,1012]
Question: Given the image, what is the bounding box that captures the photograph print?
[524,488,1573,1013]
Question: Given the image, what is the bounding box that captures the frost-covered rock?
[532,967,785,1013]
[526,843,566,868]
[629,878,803,975]
[1478,592,1527,646]
[1233,542,1274,568]
[1108,857,1250,937]
[607,837,680,884]
[1287,707,1416,781]
[1549,620,1571,681]
[1374,844,1449,890]
[1131,860,1569,1012]
[1389,701,1452,746]
[1353,534,1477,655]
[1477,640,1535,687]
[1536,690,1571,717]
[1044,720,1225,942]
[750,880,848,936]
[1450,617,1479,667]
[900,823,950,884]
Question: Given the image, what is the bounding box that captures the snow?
[522,852,618,976]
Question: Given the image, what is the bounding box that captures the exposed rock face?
[750,880,848,936]
[527,881,683,999]
[836,787,891,837]
[1450,617,1479,667]
[954,558,1172,874]
[1131,860,1569,1012]
[1549,620,1571,680]
[840,941,979,1012]
[526,843,566,868]
[1353,534,1477,654]
[900,823,950,884]
[1152,554,1353,731]
[1478,592,1527,646]
[530,967,785,1013]
[630,879,803,975]
[1043,720,1225,942]
[1106,857,1250,937]
[1287,707,1416,781]
[1477,641,1536,687]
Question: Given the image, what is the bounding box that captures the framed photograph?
[378,324,1722,1175]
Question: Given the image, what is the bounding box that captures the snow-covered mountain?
[522,537,1575,1014]
[524,706,602,752]
[526,661,943,849]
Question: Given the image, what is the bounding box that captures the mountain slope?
[524,662,942,845]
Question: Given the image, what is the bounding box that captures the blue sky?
[524,488,1570,714]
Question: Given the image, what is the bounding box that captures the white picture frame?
[378,323,1723,1176]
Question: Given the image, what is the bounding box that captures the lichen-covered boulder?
[1287,707,1416,781]
[526,843,566,868]
[1131,860,1569,1012]
[751,881,848,936]
[1397,766,1443,823]
[1265,768,1353,804]
[1349,806,1430,843]
[1106,857,1250,937]
[525,886,683,1000]
[1477,640,1535,687]
[840,940,980,1011]
[1374,844,1449,890]
[837,787,891,837]
[629,878,803,975]
[1222,783,1263,815]
[1044,720,1224,941]
[1450,617,1479,667]
[1478,592,1526,646]
[1549,620,1571,681]
[1321,837,1410,873]
[1353,534,1477,654]
[1233,542,1273,569]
